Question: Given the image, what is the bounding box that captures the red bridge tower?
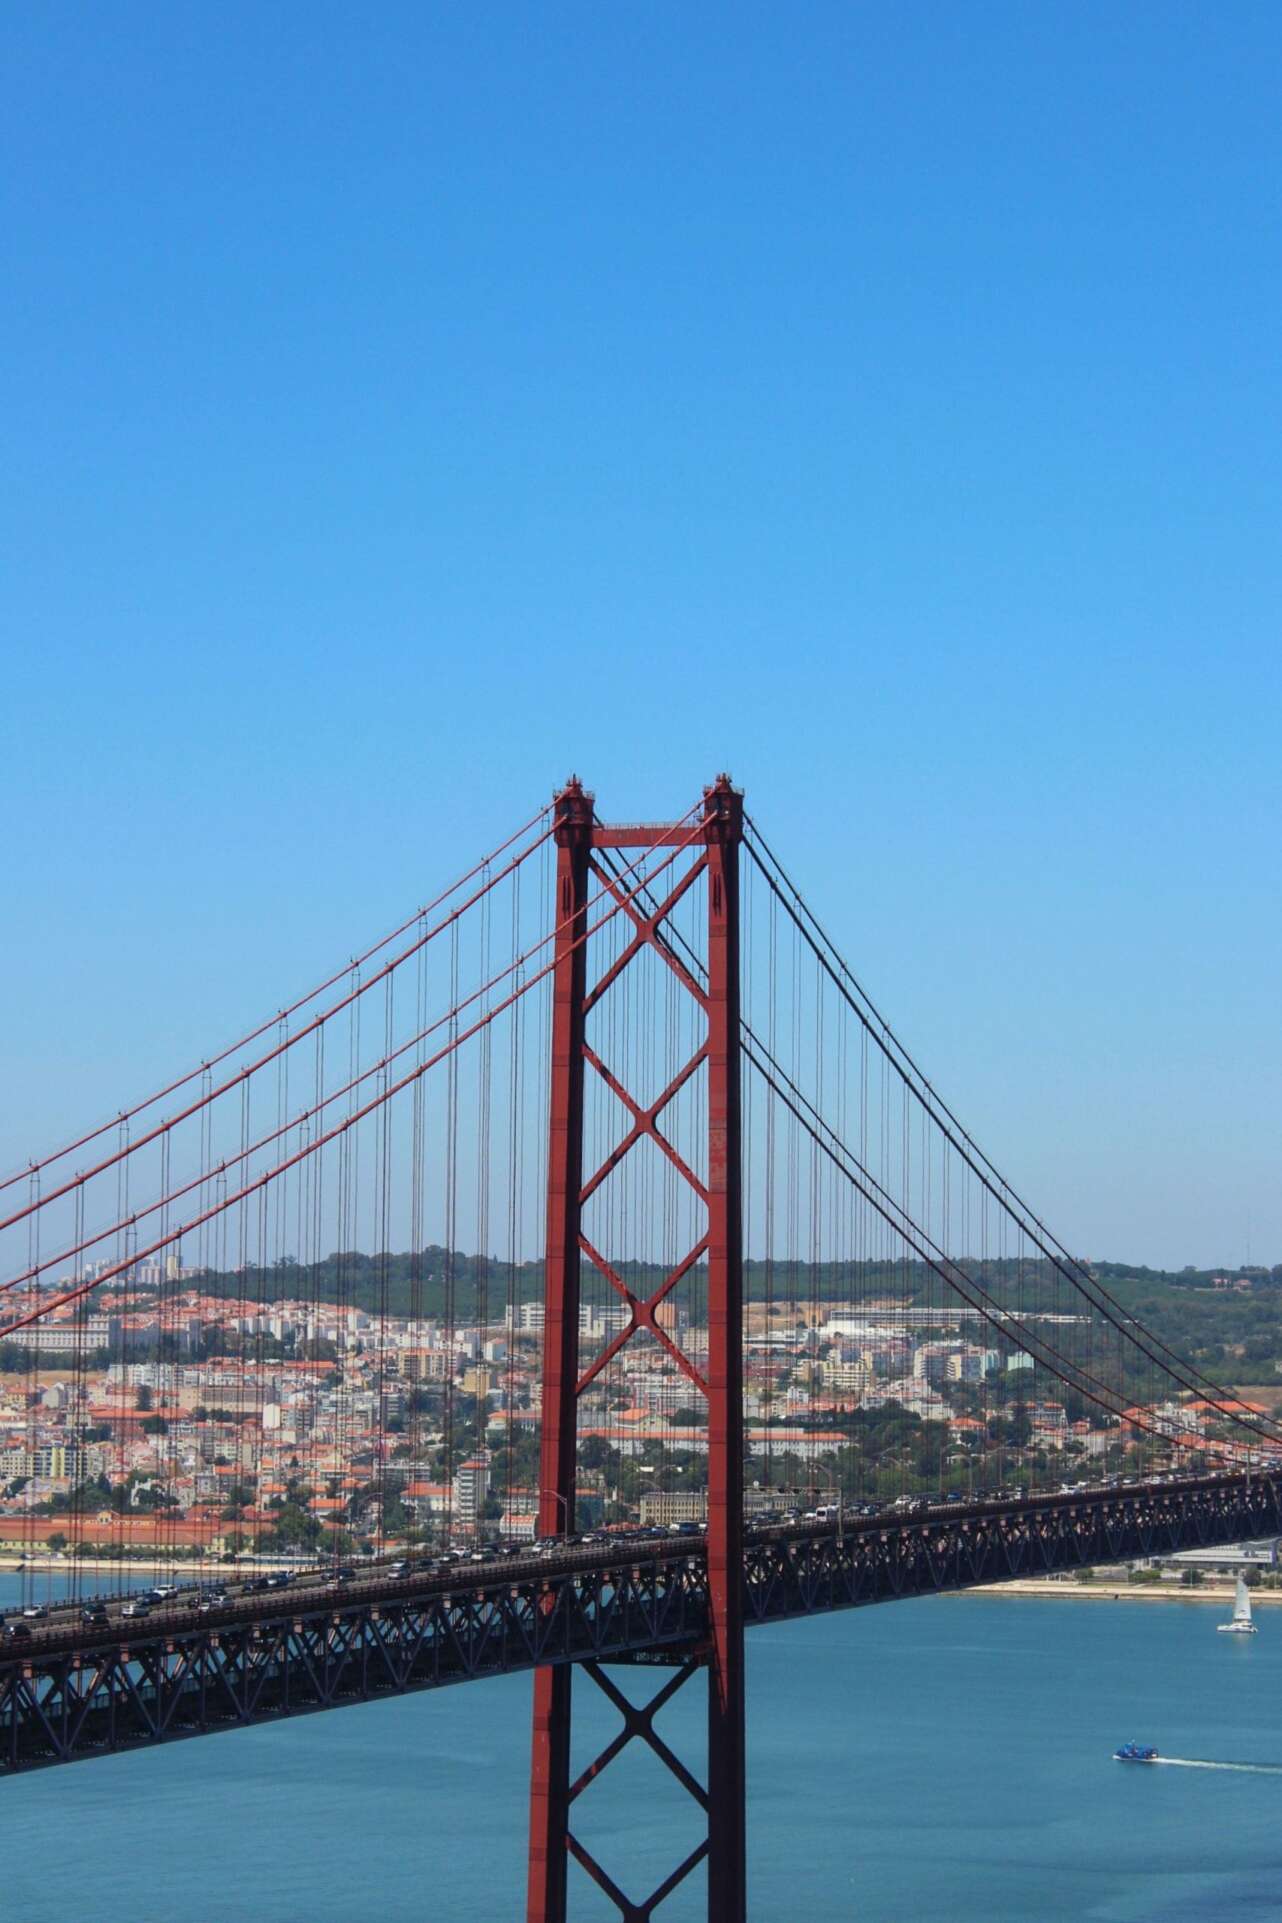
[527,775,746,1923]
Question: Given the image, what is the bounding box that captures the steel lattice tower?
[527,775,746,1923]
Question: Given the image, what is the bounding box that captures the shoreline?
[0,1554,305,1579]
[962,1578,1282,1606]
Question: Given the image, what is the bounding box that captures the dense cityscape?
[2,1258,1274,1572]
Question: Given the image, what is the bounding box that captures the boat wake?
[1156,1758,1282,1776]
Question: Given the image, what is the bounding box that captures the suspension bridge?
[0,776,1276,1922]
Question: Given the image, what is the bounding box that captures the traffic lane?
[5,1469,1271,1657]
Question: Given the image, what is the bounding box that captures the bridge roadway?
[1,1469,1278,1775]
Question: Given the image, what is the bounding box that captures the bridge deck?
[1,1471,1276,1777]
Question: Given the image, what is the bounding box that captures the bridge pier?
[528,1664,574,1921]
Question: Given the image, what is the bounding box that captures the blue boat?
[1113,1742,1159,1763]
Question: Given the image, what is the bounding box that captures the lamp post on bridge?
[814,1460,845,1549]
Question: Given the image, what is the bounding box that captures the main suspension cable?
[0,803,555,1198]
[742,820,1275,1440]
[1,813,709,1339]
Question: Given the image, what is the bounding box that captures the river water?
[2,1576,1279,1921]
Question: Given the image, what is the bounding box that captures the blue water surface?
[2,1575,1279,1921]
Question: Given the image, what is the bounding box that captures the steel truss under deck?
[2,1469,1276,1777]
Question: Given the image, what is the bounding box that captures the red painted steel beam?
[702,776,746,1923]
[589,825,695,848]
[528,777,593,1923]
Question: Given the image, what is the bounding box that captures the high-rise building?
[453,1458,489,1525]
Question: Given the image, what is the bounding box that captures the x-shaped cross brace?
[565,1658,710,1921]
[575,849,713,1401]
[584,856,708,1017]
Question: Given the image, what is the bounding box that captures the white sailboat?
[1217,1573,1258,1635]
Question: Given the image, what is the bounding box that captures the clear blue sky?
[2,4,1278,1269]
